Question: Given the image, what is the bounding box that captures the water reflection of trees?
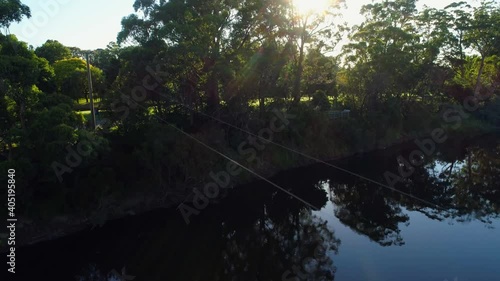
[402,137,500,224]
[73,180,340,281]
[325,135,500,247]
[329,182,409,246]
[446,141,500,222]
[222,211,339,281]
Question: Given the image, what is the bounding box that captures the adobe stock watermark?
[16,0,71,42]
[384,85,496,187]
[178,109,296,224]
[51,64,169,182]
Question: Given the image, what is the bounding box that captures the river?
[12,134,500,281]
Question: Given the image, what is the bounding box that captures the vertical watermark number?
[6,169,16,274]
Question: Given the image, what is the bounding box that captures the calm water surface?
[14,134,500,281]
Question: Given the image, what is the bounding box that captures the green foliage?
[302,48,338,98]
[453,55,500,88]
[91,42,121,88]
[53,58,104,100]
[311,90,331,110]
[0,0,30,28]
[35,40,72,64]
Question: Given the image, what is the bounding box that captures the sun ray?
[292,0,330,15]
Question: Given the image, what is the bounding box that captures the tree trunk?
[293,38,306,104]
[259,94,265,117]
[474,55,486,97]
[459,33,465,78]
[292,18,308,105]
[447,161,455,183]
[203,57,219,113]
[258,76,265,117]
[206,74,219,113]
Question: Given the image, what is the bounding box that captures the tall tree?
[35,40,72,64]
[118,0,278,112]
[287,0,345,104]
[429,1,500,97]
[0,0,30,30]
[0,34,51,130]
[463,1,500,96]
[53,58,104,102]
[302,47,338,99]
[342,0,437,111]
[91,42,121,89]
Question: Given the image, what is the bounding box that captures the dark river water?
[12,134,500,281]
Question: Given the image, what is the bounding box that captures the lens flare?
[292,0,330,15]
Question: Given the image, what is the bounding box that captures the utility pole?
[85,52,96,130]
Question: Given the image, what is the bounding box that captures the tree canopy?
[35,40,72,64]
[0,0,30,29]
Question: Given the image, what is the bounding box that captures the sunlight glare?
[292,0,330,15]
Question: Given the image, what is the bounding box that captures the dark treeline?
[0,0,499,228]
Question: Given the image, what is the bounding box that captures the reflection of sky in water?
[314,182,500,281]
[426,160,465,180]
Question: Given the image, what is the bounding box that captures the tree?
[35,40,72,64]
[0,34,50,130]
[432,1,500,97]
[427,2,472,75]
[53,58,104,102]
[302,47,338,99]
[68,46,84,58]
[463,1,500,96]
[342,0,438,111]
[117,0,243,112]
[287,0,345,104]
[116,0,346,113]
[0,33,108,210]
[0,0,30,30]
[91,42,121,89]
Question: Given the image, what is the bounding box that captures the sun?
[292,0,330,15]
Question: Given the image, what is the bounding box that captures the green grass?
[75,98,102,111]
[77,110,91,122]
[148,106,156,115]
[76,97,102,105]
[246,96,336,108]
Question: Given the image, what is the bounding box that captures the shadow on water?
[15,134,500,281]
[18,169,340,281]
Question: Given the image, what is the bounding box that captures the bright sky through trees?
[8,0,472,50]
[292,0,330,15]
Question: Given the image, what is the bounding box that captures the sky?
[7,0,477,50]
[8,0,136,50]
